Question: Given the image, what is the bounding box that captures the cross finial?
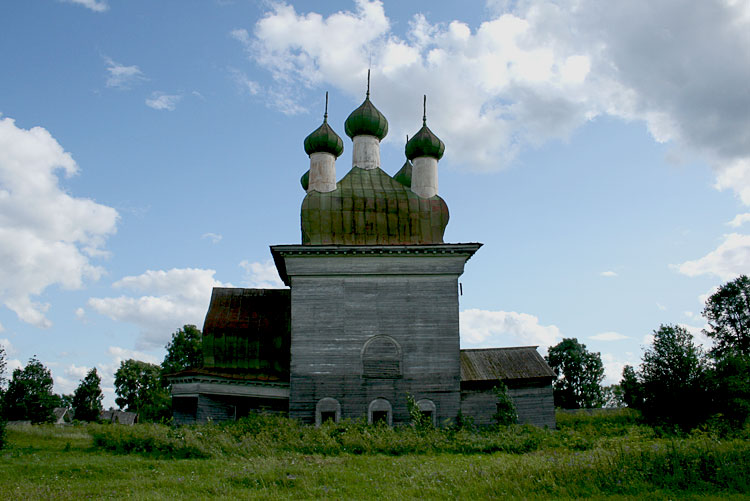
[324,91,328,123]
[423,95,427,126]
[366,69,371,98]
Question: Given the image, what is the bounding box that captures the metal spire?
[423,95,427,126]
[366,69,371,98]
[324,91,328,123]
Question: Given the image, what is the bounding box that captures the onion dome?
[405,95,445,160]
[300,170,309,191]
[344,70,388,140]
[304,92,344,157]
[393,136,413,188]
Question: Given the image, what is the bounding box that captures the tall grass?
[2,414,749,499]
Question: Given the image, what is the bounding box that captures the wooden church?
[169,81,556,428]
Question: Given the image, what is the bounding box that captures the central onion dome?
[304,95,344,157]
[344,71,388,140]
[405,96,444,160]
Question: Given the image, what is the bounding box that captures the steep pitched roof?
[460,347,556,382]
[202,288,291,380]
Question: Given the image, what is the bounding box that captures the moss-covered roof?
[202,288,290,379]
[301,167,449,245]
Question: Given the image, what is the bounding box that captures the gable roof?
[460,347,556,382]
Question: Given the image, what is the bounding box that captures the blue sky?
[1,0,749,407]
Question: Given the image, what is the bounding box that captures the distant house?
[168,83,557,428]
[460,347,556,428]
[52,407,73,425]
[100,409,137,425]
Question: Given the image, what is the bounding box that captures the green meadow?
[1,410,748,500]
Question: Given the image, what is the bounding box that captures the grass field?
[1,410,748,500]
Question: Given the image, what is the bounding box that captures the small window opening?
[320,411,336,423]
[372,411,389,425]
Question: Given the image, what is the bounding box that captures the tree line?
[545,274,750,431]
[1,276,748,431]
[0,325,202,424]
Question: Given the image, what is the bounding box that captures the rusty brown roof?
[460,347,556,382]
[202,288,291,379]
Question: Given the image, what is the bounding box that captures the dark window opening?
[372,411,389,425]
[320,411,336,423]
[420,410,433,422]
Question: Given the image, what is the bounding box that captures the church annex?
[169,81,556,428]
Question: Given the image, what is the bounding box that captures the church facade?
[169,84,556,428]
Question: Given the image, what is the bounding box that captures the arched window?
[315,397,341,426]
[416,398,436,425]
[368,398,392,426]
[362,335,401,378]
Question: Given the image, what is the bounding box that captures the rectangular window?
[320,411,336,423]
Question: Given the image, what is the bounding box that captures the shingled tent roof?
[201,288,291,381]
[460,347,556,382]
[301,167,449,245]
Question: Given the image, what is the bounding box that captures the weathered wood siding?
[277,248,478,426]
[460,383,556,429]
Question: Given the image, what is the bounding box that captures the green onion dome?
[344,95,388,140]
[304,118,344,157]
[393,136,412,187]
[405,96,445,160]
[300,170,309,191]
[393,160,412,188]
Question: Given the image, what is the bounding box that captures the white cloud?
[88,268,232,349]
[103,57,146,89]
[0,337,16,355]
[63,0,108,12]
[239,260,285,288]
[601,352,639,385]
[600,271,617,277]
[460,308,561,350]
[656,303,667,311]
[107,346,160,365]
[674,233,750,280]
[727,212,750,228]
[201,232,223,244]
[239,0,750,200]
[229,67,305,115]
[0,117,118,327]
[590,331,629,341]
[145,92,182,111]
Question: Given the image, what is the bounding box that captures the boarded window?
[315,397,341,426]
[368,398,392,426]
[362,336,401,378]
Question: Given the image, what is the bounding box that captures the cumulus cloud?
[103,57,146,89]
[239,260,285,288]
[238,0,750,197]
[600,352,639,385]
[600,271,617,277]
[0,117,118,327]
[674,233,750,280]
[459,308,561,350]
[88,268,231,349]
[727,212,750,228]
[145,92,182,111]
[63,0,108,12]
[590,331,629,341]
